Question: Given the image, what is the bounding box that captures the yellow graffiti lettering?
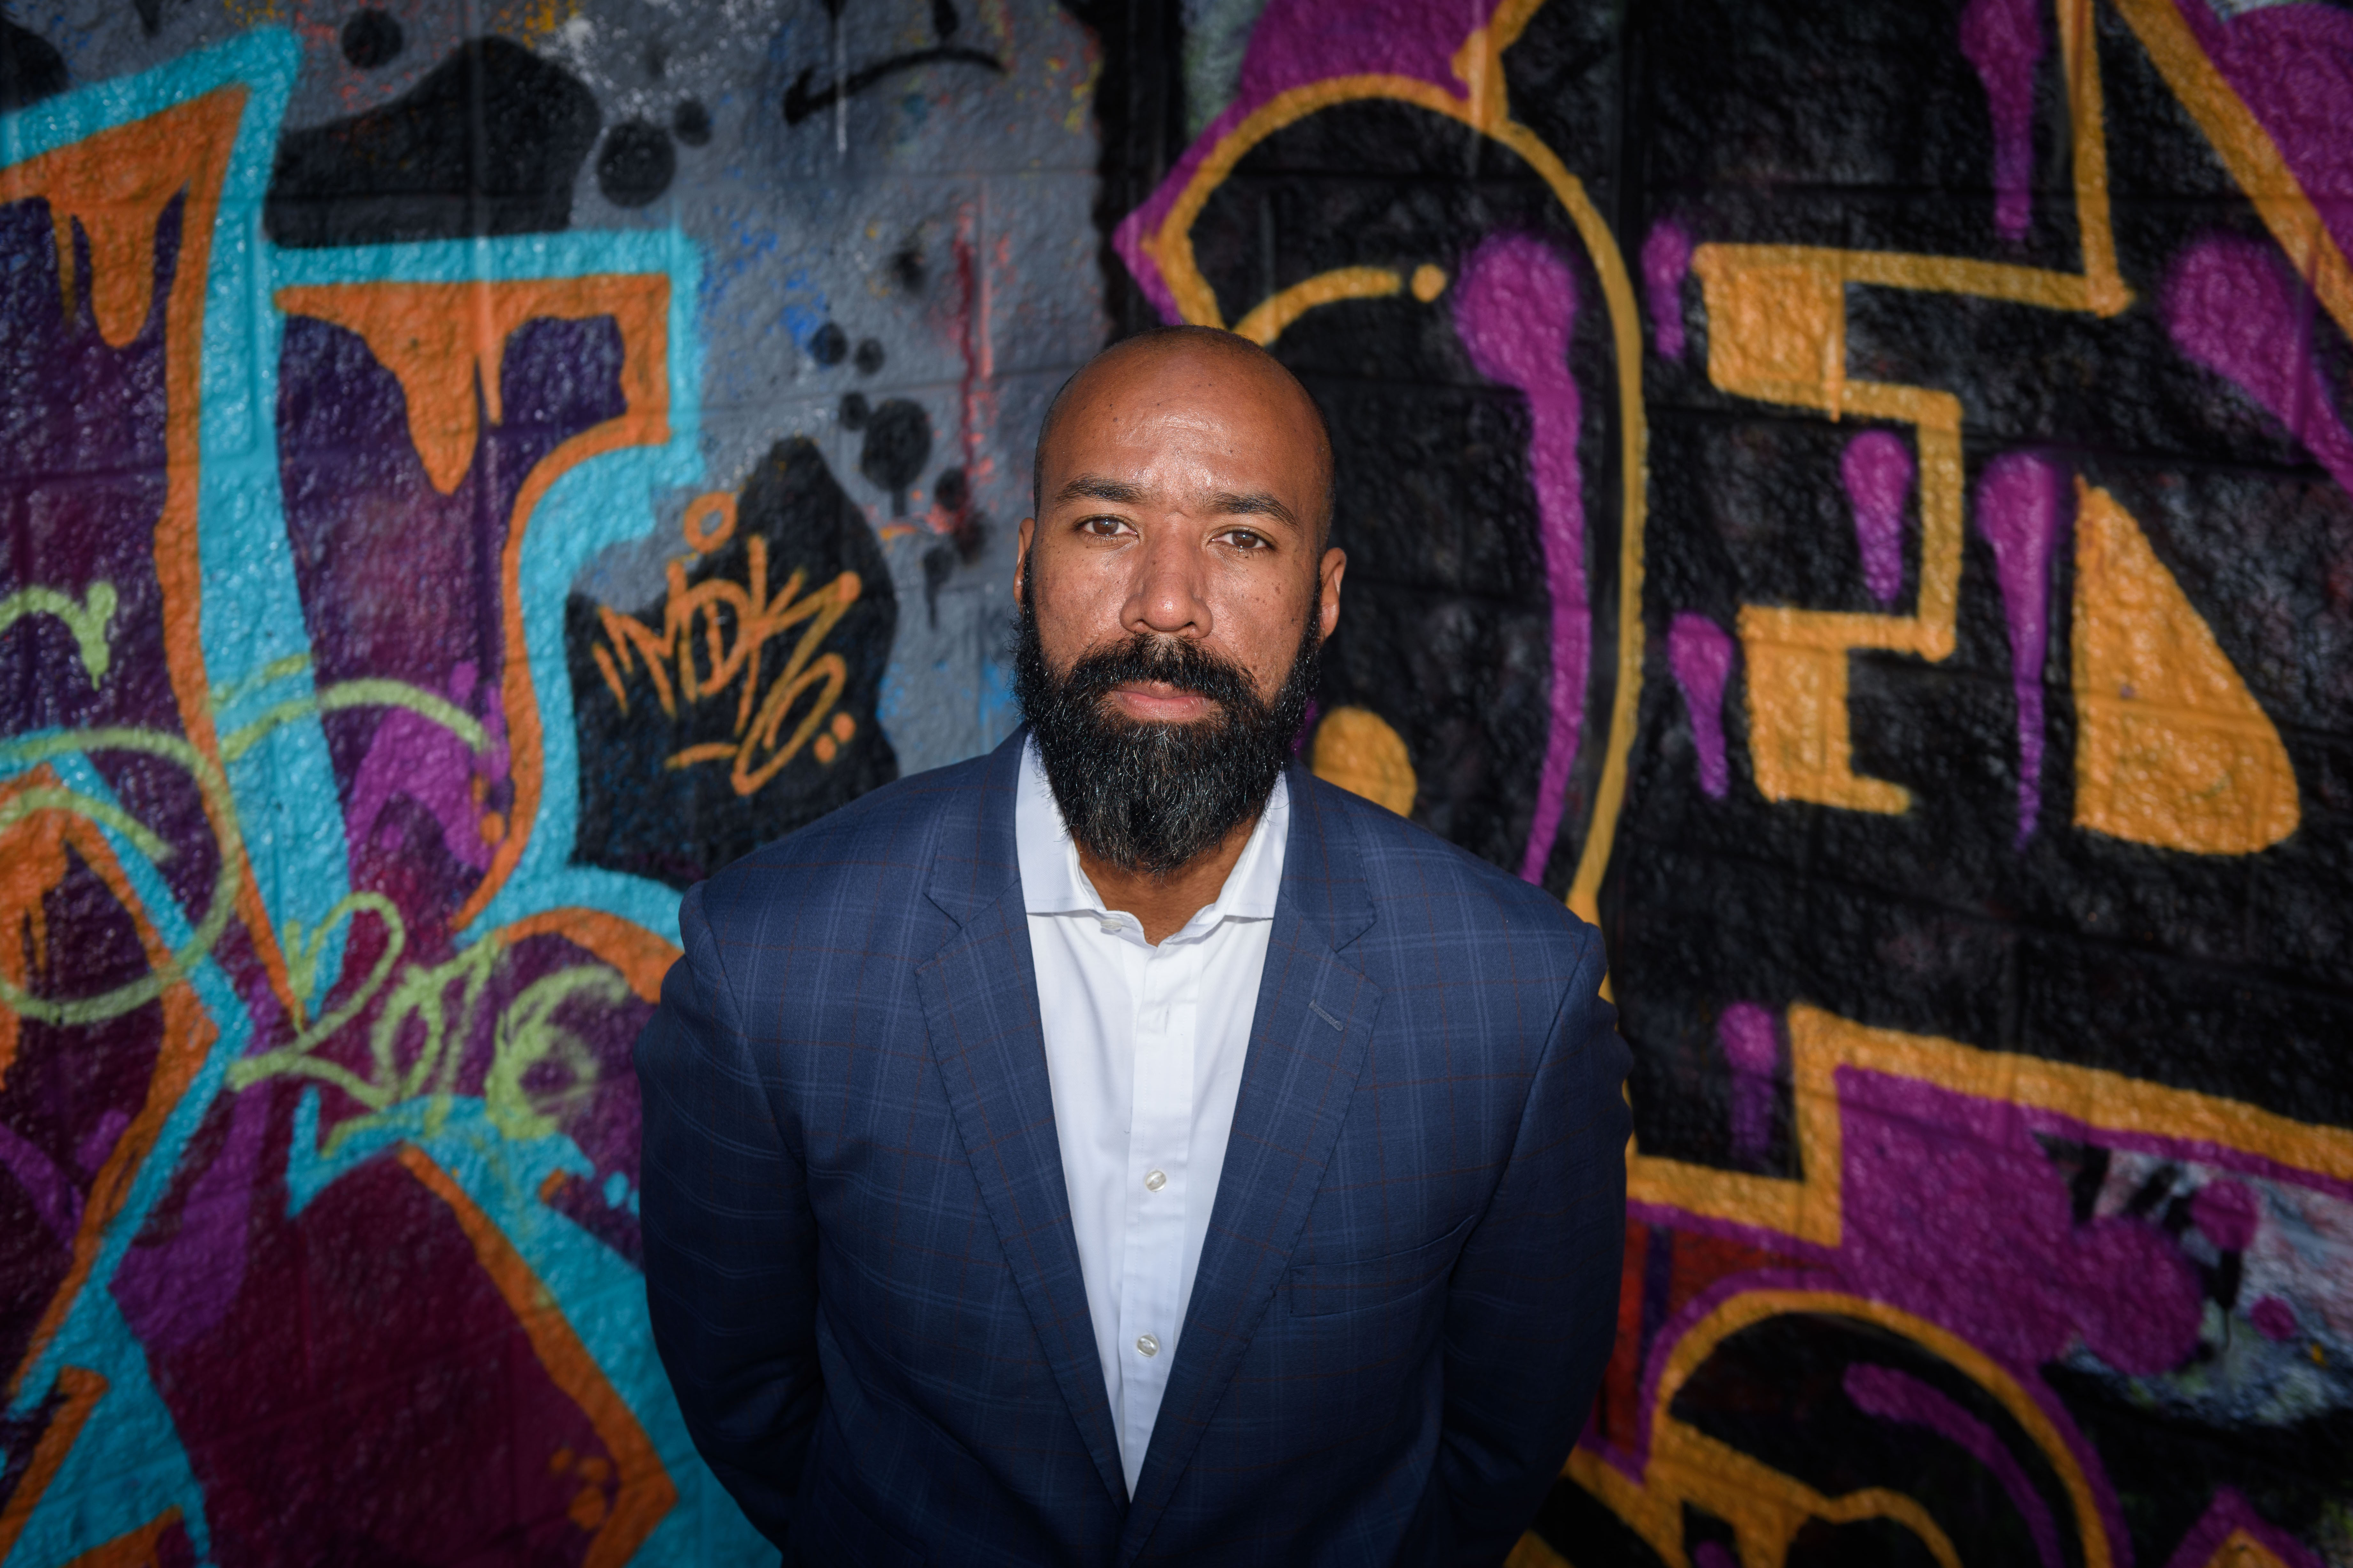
[2071,482,2299,853]
[595,518,865,796]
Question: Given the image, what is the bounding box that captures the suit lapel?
[1119,769,1381,1558]
[916,732,1129,1507]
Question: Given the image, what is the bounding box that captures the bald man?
[637,328,1629,1566]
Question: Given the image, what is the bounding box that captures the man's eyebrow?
[1209,491,1300,529]
[1055,475,1149,506]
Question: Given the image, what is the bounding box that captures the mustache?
[1012,597,1320,878]
[1053,631,1265,718]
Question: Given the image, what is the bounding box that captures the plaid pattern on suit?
[636,730,1629,1566]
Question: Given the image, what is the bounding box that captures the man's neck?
[1076,814,1260,946]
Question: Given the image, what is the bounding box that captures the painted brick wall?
[1114,1,2353,1564]
[5,0,2353,1564]
[0,0,1099,1558]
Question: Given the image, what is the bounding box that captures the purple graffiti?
[2176,0,2353,296]
[1838,1070,2205,1378]
[1668,614,1736,800]
[2165,233,2353,495]
[1842,429,1914,607]
[1640,218,1692,360]
[1115,0,1486,317]
[0,1116,82,1245]
[1973,453,2065,848]
[1615,1065,2203,1560]
[1845,1363,2063,1568]
[2162,1488,2328,1568]
[1718,1002,1778,1165]
[1958,0,2044,242]
[110,1087,272,1352]
[1452,234,1591,886]
[2250,1295,2299,1343]
[345,662,506,876]
[2191,1178,2260,1253]
[74,1107,130,1176]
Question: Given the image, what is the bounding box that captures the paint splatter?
[1640,218,1691,360]
[1958,0,2044,243]
[1668,613,1736,800]
[2249,1295,2298,1342]
[1973,453,2065,847]
[1452,234,1590,886]
[1842,430,1914,606]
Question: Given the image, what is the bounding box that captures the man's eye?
[1219,530,1268,550]
[1082,516,1128,537]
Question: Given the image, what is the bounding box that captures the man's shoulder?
[690,748,999,935]
[1299,770,1597,965]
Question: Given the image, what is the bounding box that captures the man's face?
[1016,343,1343,719]
[1013,340,1347,874]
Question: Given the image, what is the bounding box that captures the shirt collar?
[1015,734,1288,928]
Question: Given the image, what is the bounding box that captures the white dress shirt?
[1013,737,1288,1496]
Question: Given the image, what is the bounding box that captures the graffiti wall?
[0,0,1100,1558]
[1114,0,2353,1563]
[9,0,2353,1562]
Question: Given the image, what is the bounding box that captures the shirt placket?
[1114,929,1199,1474]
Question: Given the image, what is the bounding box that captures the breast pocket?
[1286,1216,1473,1318]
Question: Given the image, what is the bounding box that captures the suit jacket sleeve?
[635,881,821,1547]
[1432,927,1630,1563]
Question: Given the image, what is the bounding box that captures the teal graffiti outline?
[0,33,765,1564]
[268,230,705,949]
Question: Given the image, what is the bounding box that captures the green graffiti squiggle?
[0,583,117,686]
[486,965,629,1140]
[0,785,173,867]
[221,677,491,764]
[0,727,240,1026]
[230,928,616,1153]
[282,889,406,1041]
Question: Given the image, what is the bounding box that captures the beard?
[1013,593,1321,879]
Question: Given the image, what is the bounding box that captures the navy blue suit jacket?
[636,731,1629,1566]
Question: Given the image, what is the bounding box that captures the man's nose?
[1125,525,1211,639]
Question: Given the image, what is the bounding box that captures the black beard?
[1013,598,1320,879]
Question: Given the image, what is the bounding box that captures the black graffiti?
[340,8,404,70]
[565,438,899,888]
[596,119,676,208]
[0,16,66,112]
[266,37,600,248]
[782,46,1005,125]
[130,0,192,38]
[859,400,931,516]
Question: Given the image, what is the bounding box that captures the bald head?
[1014,318,1348,755]
[1032,326,1335,544]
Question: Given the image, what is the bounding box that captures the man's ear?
[1317,546,1346,640]
[1014,516,1036,607]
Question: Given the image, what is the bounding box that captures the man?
[636,327,1629,1565]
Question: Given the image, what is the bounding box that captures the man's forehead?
[1050,356,1323,469]
[1075,335,1303,407]
[1031,327,1334,530]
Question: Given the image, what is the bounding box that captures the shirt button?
[1144,1169,1167,1192]
[1135,1334,1160,1358]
